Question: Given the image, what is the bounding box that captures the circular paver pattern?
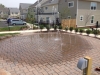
[0,32,100,75]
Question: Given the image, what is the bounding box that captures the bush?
[86,29,91,35]
[69,27,74,32]
[75,28,78,33]
[46,25,50,31]
[58,25,62,31]
[79,29,84,34]
[53,25,57,31]
[65,27,68,31]
[33,26,38,29]
[40,25,44,31]
[93,30,99,37]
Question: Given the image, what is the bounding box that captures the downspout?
[76,0,78,27]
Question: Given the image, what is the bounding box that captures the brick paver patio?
[0,33,100,75]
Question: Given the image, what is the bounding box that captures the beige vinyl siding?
[77,0,100,27]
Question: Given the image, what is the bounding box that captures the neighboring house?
[0,6,9,19]
[9,8,20,18]
[37,0,59,24]
[19,3,32,20]
[58,0,100,27]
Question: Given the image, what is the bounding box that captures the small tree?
[79,29,84,34]
[40,25,44,32]
[46,25,50,32]
[86,29,91,36]
[93,30,99,37]
[58,25,62,31]
[75,28,78,33]
[69,27,74,32]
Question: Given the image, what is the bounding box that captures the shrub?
[54,25,57,31]
[79,29,84,34]
[69,27,74,32]
[86,29,91,36]
[46,25,50,31]
[40,25,44,31]
[93,30,99,37]
[65,27,68,31]
[58,25,62,31]
[75,28,78,33]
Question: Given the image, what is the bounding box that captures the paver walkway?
[0,33,100,75]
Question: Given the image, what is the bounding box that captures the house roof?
[29,1,38,8]
[29,0,44,8]
[20,3,32,9]
[9,8,20,13]
[41,0,59,6]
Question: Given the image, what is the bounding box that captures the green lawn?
[0,33,20,36]
[0,25,28,31]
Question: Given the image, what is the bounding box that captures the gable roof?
[41,0,59,6]
[29,1,38,8]
[9,8,20,13]
[20,3,32,9]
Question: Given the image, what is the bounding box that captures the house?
[37,0,59,24]
[19,3,32,20]
[0,6,9,19]
[58,0,100,27]
[9,8,20,18]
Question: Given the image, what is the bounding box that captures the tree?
[60,6,70,19]
[27,7,35,24]
[84,13,92,27]
[0,4,5,8]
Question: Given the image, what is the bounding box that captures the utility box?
[77,58,87,70]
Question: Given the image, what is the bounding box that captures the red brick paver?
[0,33,100,75]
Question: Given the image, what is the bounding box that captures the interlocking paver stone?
[0,33,100,75]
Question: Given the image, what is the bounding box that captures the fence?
[61,19,76,28]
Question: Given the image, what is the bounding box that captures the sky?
[0,0,37,8]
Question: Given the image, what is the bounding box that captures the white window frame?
[80,15,83,21]
[68,16,71,19]
[68,1,74,8]
[90,15,94,24]
[90,2,97,10]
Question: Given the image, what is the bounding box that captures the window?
[15,12,18,14]
[65,0,67,2]
[80,15,83,21]
[46,17,49,23]
[45,7,48,10]
[90,15,94,23]
[68,16,71,19]
[91,2,97,10]
[68,1,74,8]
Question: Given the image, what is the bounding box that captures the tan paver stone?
[0,69,11,75]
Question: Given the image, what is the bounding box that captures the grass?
[0,25,28,31]
[0,33,20,36]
